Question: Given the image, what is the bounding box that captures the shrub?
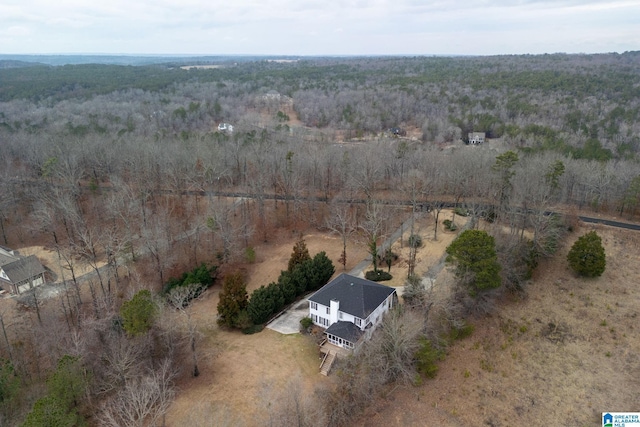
[443,219,457,231]
[448,322,475,341]
[300,316,313,330]
[567,231,606,277]
[415,338,445,379]
[235,310,253,330]
[242,324,264,335]
[454,207,469,217]
[163,263,217,295]
[365,270,393,282]
[245,246,256,263]
[408,234,422,248]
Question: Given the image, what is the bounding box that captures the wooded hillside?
[0,52,639,426]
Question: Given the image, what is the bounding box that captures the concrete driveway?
[266,298,310,334]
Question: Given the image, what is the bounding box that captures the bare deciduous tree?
[166,283,203,377]
[326,201,356,271]
[97,358,176,427]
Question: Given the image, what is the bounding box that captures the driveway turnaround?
[266,299,309,334]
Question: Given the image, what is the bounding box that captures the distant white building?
[0,247,46,295]
[217,123,233,133]
[468,132,485,145]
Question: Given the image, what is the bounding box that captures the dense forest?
[0,52,639,426]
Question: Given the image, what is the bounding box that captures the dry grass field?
[356,223,640,427]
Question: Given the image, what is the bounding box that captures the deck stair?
[320,351,336,376]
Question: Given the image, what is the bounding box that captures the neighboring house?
[468,132,485,144]
[308,273,396,350]
[217,123,234,133]
[389,127,406,137]
[0,247,46,295]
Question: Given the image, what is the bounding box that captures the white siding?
[309,291,396,333]
[309,302,331,328]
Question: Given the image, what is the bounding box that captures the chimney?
[330,299,339,325]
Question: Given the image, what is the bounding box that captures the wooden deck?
[320,341,352,358]
[318,341,352,376]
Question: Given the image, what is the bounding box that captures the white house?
[217,123,233,133]
[308,273,396,350]
[468,132,485,145]
[0,247,46,295]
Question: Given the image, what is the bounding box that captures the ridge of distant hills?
[0,54,304,67]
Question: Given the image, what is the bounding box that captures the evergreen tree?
[446,230,502,296]
[567,231,606,277]
[21,355,87,427]
[288,238,311,272]
[21,395,81,427]
[216,273,248,328]
[309,252,335,291]
[120,289,156,336]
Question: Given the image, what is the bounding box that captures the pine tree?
[288,237,311,272]
[446,230,502,296]
[217,273,248,328]
[567,231,606,277]
[120,289,156,336]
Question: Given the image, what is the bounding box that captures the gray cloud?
[0,0,638,55]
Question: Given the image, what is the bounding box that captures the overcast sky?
[1,0,639,56]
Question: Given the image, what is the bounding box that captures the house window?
[326,307,330,315]
[355,318,361,327]
[311,302,317,310]
[339,312,343,319]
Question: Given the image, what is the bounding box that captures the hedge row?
[247,252,334,325]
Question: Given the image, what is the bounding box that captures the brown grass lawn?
[164,212,463,426]
[164,228,370,426]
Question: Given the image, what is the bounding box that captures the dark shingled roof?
[1,255,45,284]
[325,321,363,343]
[308,273,395,319]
